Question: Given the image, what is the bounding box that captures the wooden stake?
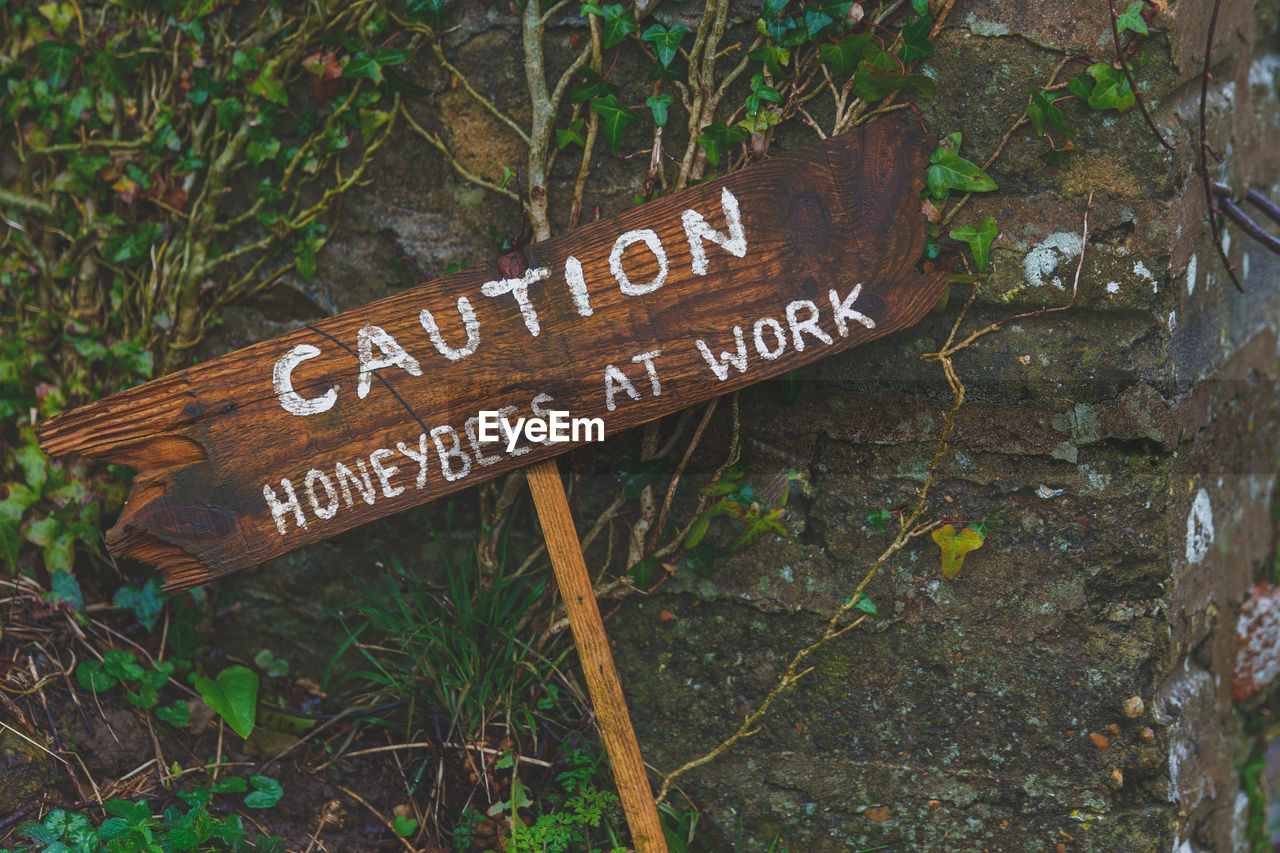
[525,458,667,853]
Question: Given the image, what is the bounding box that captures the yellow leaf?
[931,524,984,580]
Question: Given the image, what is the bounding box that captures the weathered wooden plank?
[38,116,947,589]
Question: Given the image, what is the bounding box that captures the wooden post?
[525,458,667,853]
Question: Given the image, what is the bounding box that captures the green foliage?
[590,94,642,156]
[337,525,572,742]
[1,0,416,574]
[948,217,998,273]
[113,578,166,632]
[9,783,285,853]
[193,665,260,739]
[925,133,998,202]
[77,648,176,710]
[641,24,686,68]
[1068,63,1136,113]
[1115,1,1149,36]
[580,4,636,49]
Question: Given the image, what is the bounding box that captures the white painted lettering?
[431,425,472,481]
[695,326,748,381]
[263,478,307,535]
[304,469,338,520]
[369,448,404,499]
[273,344,336,416]
[465,415,503,467]
[753,317,787,360]
[604,363,641,411]
[357,325,423,400]
[829,284,875,336]
[480,266,550,336]
[419,296,480,361]
[682,187,748,275]
[396,433,430,489]
[785,299,833,352]
[335,460,376,507]
[609,229,669,296]
[631,349,663,396]
[564,256,593,316]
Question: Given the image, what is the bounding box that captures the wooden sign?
[38,116,947,590]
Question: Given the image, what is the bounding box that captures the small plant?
[8,780,286,853]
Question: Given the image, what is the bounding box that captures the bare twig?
[1198,0,1244,291]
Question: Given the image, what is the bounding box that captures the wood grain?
[526,458,666,853]
[37,115,947,589]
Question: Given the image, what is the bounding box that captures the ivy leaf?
[762,0,789,18]
[819,34,870,78]
[215,98,245,132]
[628,557,660,589]
[646,92,674,127]
[1084,62,1135,112]
[803,9,835,39]
[931,524,985,580]
[406,0,452,28]
[37,42,80,90]
[194,665,259,739]
[866,508,892,532]
[696,121,749,169]
[581,4,636,49]
[570,68,617,103]
[1026,89,1074,138]
[899,12,934,63]
[852,62,936,102]
[343,52,384,84]
[1115,0,1149,36]
[853,594,878,615]
[556,117,588,149]
[750,44,790,77]
[1066,73,1094,102]
[641,23,685,68]
[392,815,419,837]
[949,217,998,273]
[248,59,289,107]
[745,72,782,115]
[113,579,166,632]
[590,93,640,155]
[925,134,997,201]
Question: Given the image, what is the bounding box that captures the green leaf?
[211,777,248,794]
[749,44,790,76]
[37,42,80,90]
[804,9,835,39]
[76,659,117,692]
[194,665,259,739]
[745,72,781,116]
[853,594,878,615]
[252,649,290,678]
[866,508,892,532]
[156,700,191,727]
[1084,62,1135,112]
[931,524,984,580]
[248,59,288,107]
[556,118,587,149]
[899,12,934,62]
[852,62,936,102]
[357,108,390,144]
[581,3,636,49]
[392,814,418,837]
[818,34,870,78]
[641,23,685,67]
[646,93,673,127]
[912,0,930,13]
[628,557,660,588]
[1026,89,1074,138]
[569,68,618,103]
[113,578,166,632]
[590,93,641,156]
[343,53,384,85]
[1066,73,1094,102]
[102,648,145,681]
[406,0,451,28]
[243,775,283,809]
[925,136,998,201]
[696,121,749,168]
[50,569,83,611]
[215,98,245,132]
[1115,0,1149,36]
[948,217,998,273]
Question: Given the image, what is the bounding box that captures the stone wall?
[211,1,1280,849]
